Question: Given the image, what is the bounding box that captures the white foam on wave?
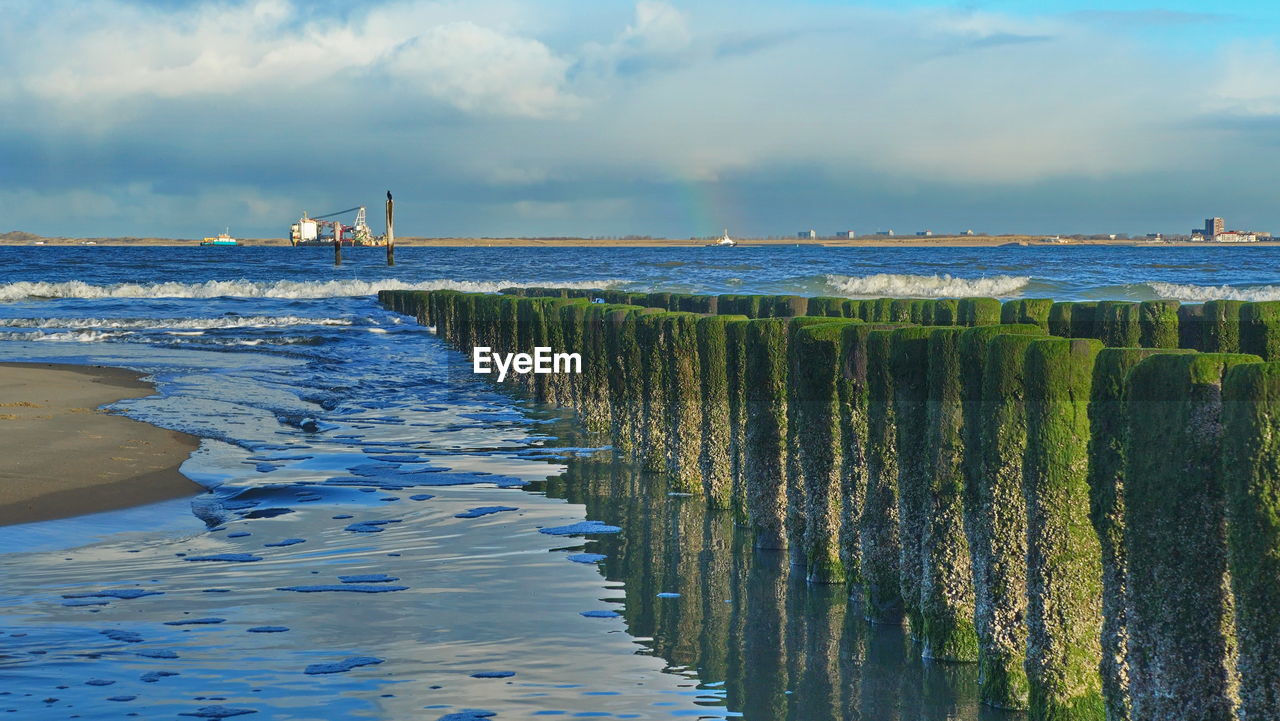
[0,330,125,343]
[1148,282,1280,302]
[0,278,626,301]
[0,316,356,330]
[825,273,1030,298]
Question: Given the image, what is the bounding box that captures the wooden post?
[334,223,342,266]
[386,190,395,266]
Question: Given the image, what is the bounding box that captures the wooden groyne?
[379,287,1280,721]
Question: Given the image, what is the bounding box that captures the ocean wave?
[1148,282,1280,302]
[0,316,358,330]
[824,273,1031,298]
[0,330,125,342]
[0,278,626,301]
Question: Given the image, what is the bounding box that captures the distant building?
[1146,233,1164,240]
[916,230,933,237]
[876,230,895,237]
[962,229,975,236]
[1215,231,1258,243]
[834,230,856,239]
[1207,217,1225,237]
[798,230,817,240]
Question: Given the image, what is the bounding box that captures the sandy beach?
[0,362,202,526]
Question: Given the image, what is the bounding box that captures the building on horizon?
[834,230,856,239]
[916,230,932,237]
[798,229,817,239]
[876,229,895,236]
[1190,215,1265,242]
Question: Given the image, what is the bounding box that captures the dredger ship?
[289,205,387,247]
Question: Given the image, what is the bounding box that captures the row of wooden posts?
[378,287,1280,721]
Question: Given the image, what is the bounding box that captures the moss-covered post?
[890,299,915,323]
[1096,302,1141,348]
[1203,299,1244,352]
[744,318,790,549]
[1138,300,1179,349]
[1001,298,1054,330]
[786,317,835,562]
[890,325,937,638]
[931,298,961,326]
[1086,347,1191,721]
[958,297,1000,326]
[1125,352,1259,721]
[1022,337,1105,721]
[794,321,855,582]
[637,311,671,471]
[1240,301,1280,361]
[862,329,904,624]
[725,319,751,522]
[959,324,1045,709]
[837,322,881,592]
[697,314,747,508]
[1178,303,1207,351]
[606,307,659,456]
[663,312,703,493]
[808,297,848,317]
[919,326,979,661]
[1222,361,1280,721]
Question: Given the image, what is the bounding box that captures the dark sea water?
[1,245,1277,720]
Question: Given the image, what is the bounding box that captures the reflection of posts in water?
[744,319,790,550]
[741,549,789,720]
[789,580,846,721]
[861,329,904,624]
[1126,353,1255,721]
[890,326,935,638]
[1023,338,1105,720]
[919,327,978,662]
[697,510,734,687]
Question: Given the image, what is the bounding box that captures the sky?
[2,0,1279,239]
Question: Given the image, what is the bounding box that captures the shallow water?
[2,244,1276,719]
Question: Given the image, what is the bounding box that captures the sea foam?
[1148,282,1280,302]
[824,273,1030,298]
[0,278,625,301]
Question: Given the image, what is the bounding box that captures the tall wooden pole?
[334,223,342,266]
[386,190,395,266]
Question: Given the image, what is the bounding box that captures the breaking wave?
[0,316,358,330]
[824,273,1031,298]
[1147,282,1280,302]
[0,278,626,301]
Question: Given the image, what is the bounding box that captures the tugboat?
[707,229,736,247]
[201,229,238,246]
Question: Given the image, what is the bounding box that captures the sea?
[1,244,1277,721]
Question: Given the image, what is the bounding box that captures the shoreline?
[3,235,1280,248]
[0,362,203,527]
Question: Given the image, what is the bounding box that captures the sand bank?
[0,362,202,526]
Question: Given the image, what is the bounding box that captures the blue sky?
[2,0,1279,238]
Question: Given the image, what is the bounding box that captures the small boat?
[707,229,736,247]
[202,229,238,246]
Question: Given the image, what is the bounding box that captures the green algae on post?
[785,317,836,561]
[1240,301,1280,361]
[837,322,885,590]
[1222,361,1280,721]
[1178,303,1208,351]
[807,297,848,317]
[1125,352,1260,721]
[793,321,857,583]
[638,311,672,471]
[1022,337,1105,721]
[958,297,1000,326]
[862,328,904,624]
[959,324,1045,708]
[919,326,978,661]
[889,325,938,638]
[725,319,752,522]
[662,312,703,493]
[697,314,747,508]
[1086,347,1192,721]
[1096,301,1141,348]
[1138,300,1179,349]
[1000,298,1053,330]
[1203,299,1244,352]
[744,318,790,549]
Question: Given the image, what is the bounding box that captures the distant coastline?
[4,230,1280,248]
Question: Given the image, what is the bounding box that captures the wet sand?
[0,362,202,526]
